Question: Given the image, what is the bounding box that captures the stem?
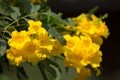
[4,13,40,29]
[3,13,41,36]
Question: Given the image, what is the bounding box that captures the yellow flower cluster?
[64,34,102,68]
[6,20,64,66]
[63,13,109,80]
[6,13,109,79]
[73,13,109,45]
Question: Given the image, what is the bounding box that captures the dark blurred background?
[47,0,120,80]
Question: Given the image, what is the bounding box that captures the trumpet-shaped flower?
[64,34,102,69]
[6,20,58,66]
[51,39,65,56]
[72,13,109,45]
[8,30,30,49]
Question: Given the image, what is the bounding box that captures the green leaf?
[67,18,76,26]
[30,4,40,14]
[50,57,77,80]
[10,13,18,20]
[41,12,68,25]
[1,62,18,80]
[16,66,28,80]
[0,20,9,26]
[45,58,62,80]
[0,39,7,57]
[44,67,54,80]
[4,17,13,21]
[46,58,61,73]
[38,59,61,80]
[10,6,21,17]
[22,63,43,80]
[37,62,47,80]
[49,64,61,80]
[0,8,9,16]
[10,6,21,20]
[43,24,66,45]
[0,2,10,16]
[18,0,31,13]
[87,6,99,17]
[29,4,40,19]
[100,13,108,20]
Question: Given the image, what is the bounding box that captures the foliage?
[0,0,109,80]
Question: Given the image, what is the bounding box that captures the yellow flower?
[28,20,57,57]
[76,14,109,37]
[28,20,42,33]
[51,39,65,56]
[63,34,102,69]
[72,13,109,45]
[8,30,30,49]
[91,14,110,38]
[28,20,53,50]
[6,48,23,66]
[7,40,43,66]
[6,20,57,66]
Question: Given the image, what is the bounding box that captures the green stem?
[4,13,40,29]
[3,13,41,36]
